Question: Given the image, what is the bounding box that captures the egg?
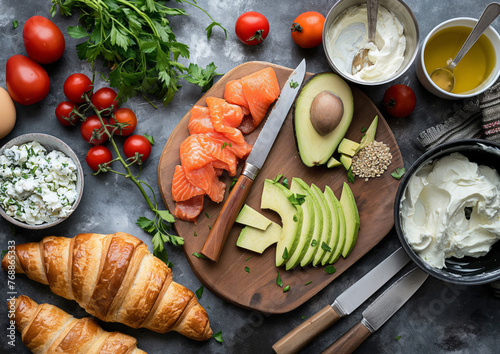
[0,87,16,139]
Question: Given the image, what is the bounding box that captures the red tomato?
[109,108,137,136]
[291,11,325,48]
[382,84,417,118]
[123,135,152,162]
[64,73,93,104]
[86,145,113,172]
[235,11,269,45]
[23,16,65,64]
[6,55,50,105]
[55,101,79,126]
[91,87,119,113]
[80,115,109,145]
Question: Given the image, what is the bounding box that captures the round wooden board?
[158,61,403,314]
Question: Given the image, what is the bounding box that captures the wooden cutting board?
[157,61,403,314]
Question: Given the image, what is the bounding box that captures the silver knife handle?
[321,321,371,354]
[242,161,260,180]
[272,305,342,354]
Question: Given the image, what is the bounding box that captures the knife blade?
[322,267,429,354]
[201,59,307,262]
[272,247,410,354]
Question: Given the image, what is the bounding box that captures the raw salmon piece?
[224,80,250,115]
[206,97,246,145]
[238,115,258,135]
[180,135,216,171]
[172,165,205,202]
[205,132,252,159]
[175,195,204,223]
[184,163,226,203]
[188,105,215,135]
[241,67,280,126]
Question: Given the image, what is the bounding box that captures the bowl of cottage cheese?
[395,139,500,285]
[0,133,84,229]
[323,0,419,85]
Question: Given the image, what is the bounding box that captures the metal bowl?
[0,133,84,229]
[323,0,419,85]
[394,139,500,285]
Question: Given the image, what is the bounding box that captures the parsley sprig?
[51,0,227,105]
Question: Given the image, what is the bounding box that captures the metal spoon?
[429,2,500,92]
[351,0,379,75]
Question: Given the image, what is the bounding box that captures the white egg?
[0,87,16,139]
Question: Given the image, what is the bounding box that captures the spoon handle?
[367,0,380,43]
[451,2,500,68]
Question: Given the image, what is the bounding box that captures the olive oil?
[424,26,496,94]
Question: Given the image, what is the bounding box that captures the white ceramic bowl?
[0,133,84,229]
[323,0,419,86]
[416,17,500,99]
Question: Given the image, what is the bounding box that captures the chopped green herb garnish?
[305,281,312,286]
[245,266,250,273]
[208,223,211,230]
[222,142,232,149]
[301,315,308,320]
[395,336,401,340]
[246,255,251,261]
[12,20,18,29]
[311,240,318,247]
[361,126,367,133]
[213,330,223,343]
[193,252,207,259]
[272,174,283,183]
[321,242,332,252]
[276,271,283,287]
[282,177,289,189]
[205,212,210,218]
[229,177,238,191]
[282,247,289,260]
[195,285,204,299]
[347,169,355,184]
[293,215,298,222]
[283,285,290,292]
[288,193,306,205]
[194,231,197,237]
[325,265,337,274]
[290,80,299,89]
[391,167,406,180]
[1,250,8,259]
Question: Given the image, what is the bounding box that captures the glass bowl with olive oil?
[416,17,500,99]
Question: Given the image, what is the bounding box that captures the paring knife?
[322,267,429,354]
[272,247,410,354]
[201,59,307,262]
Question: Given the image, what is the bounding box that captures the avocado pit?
[310,91,344,136]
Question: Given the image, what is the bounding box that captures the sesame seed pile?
[351,141,392,179]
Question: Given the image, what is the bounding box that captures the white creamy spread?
[326,4,406,82]
[0,141,78,225]
[401,153,500,269]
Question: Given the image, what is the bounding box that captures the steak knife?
[201,59,307,262]
[272,247,410,353]
[322,267,428,354]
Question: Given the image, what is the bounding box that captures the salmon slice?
[241,67,280,126]
[184,163,226,203]
[188,106,215,135]
[180,135,216,171]
[238,115,258,135]
[224,80,250,115]
[205,132,252,160]
[206,97,246,145]
[172,165,205,202]
[175,195,204,223]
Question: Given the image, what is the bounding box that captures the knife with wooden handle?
[200,59,307,262]
[322,267,428,354]
[272,248,410,354]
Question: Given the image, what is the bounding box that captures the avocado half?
[293,73,354,167]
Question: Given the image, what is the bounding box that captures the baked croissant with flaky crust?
[9,295,147,353]
[2,232,212,341]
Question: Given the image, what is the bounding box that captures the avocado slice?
[285,178,315,270]
[236,222,282,254]
[321,186,341,265]
[339,182,360,258]
[338,138,360,157]
[294,73,354,167]
[327,157,342,168]
[235,204,272,230]
[309,184,333,266]
[299,182,324,267]
[261,179,303,267]
[340,154,352,170]
[327,195,346,264]
[356,115,378,153]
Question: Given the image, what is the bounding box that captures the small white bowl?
[0,133,84,229]
[416,17,500,99]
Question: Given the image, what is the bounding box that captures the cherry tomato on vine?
[91,87,119,113]
[235,11,269,45]
[23,16,65,64]
[382,84,417,118]
[55,101,79,126]
[123,135,152,162]
[86,145,113,172]
[64,73,92,104]
[6,55,50,105]
[291,11,325,48]
[109,108,137,136]
[81,115,109,145]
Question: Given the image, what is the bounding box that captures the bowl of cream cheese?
[395,139,500,285]
[0,133,84,229]
[323,0,419,85]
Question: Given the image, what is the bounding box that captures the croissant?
[2,232,212,341]
[9,295,147,353]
